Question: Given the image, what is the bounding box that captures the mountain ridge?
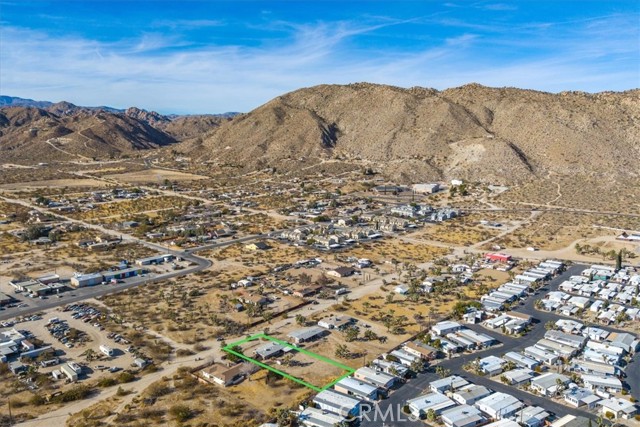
[0,95,241,117]
[1,83,638,185]
[187,83,640,183]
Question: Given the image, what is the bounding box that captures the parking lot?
[14,302,140,381]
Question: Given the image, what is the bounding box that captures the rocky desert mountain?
[188,83,640,184]
[0,102,229,162]
[2,84,638,185]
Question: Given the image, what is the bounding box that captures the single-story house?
[353,367,397,391]
[334,377,379,401]
[441,404,485,427]
[599,397,637,419]
[287,327,327,344]
[327,267,356,278]
[254,343,285,360]
[474,392,524,419]
[451,385,492,405]
[245,241,272,251]
[313,389,362,417]
[530,373,570,397]
[514,406,550,427]
[201,363,247,386]
[407,392,456,418]
[298,406,347,427]
[430,375,469,393]
[563,388,600,409]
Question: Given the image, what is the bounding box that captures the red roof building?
[485,253,512,263]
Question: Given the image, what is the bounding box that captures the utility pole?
[8,399,13,426]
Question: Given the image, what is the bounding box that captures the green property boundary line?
[222,333,355,392]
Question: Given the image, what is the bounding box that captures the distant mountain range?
[2,84,639,185]
[0,96,236,161]
[0,96,124,113]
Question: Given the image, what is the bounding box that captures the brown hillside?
[0,105,226,162]
[191,83,640,183]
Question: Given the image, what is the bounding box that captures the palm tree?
[555,378,567,396]
[544,320,556,330]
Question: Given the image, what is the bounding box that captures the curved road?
[0,195,267,322]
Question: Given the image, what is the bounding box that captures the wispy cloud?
[152,19,224,30]
[478,3,518,11]
[445,33,478,46]
[1,12,637,114]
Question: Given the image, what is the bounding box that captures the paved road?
[0,255,212,322]
[0,193,280,321]
[0,231,280,322]
[361,264,613,426]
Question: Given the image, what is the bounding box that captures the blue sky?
[1,1,638,114]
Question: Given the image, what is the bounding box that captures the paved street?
[360,263,625,426]
[0,193,275,321]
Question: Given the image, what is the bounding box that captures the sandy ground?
[0,179,107,190]
[504,234,640,263]
[103,169,209,184]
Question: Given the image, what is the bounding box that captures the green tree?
[410,358,424,373]
[363,330,377,341]
[544,321,556,331]
[435,366,451,378]
[276,408,295,426]
[225,345,244,363]
[386,293,394,304]
[335,344,350,359]
[343,326,359,342]
[616,249,623,271]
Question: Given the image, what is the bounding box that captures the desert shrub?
[117,371,136,383]
[30,394,46,406]
[146,382,171,398]
[52,385,91,403]
[176,348,195,357]
[97,377,117,388]
[116,386,131,396]
[169,404,193,422]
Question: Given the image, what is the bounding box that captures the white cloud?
[152,19,224,29]
[478,3,518,11]
[1,14,637,114]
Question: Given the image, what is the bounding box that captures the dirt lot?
[68,195,194,222]
[340,238,450,265]
[228,334,349,388]
[205,241,317,268]
[411,220,503,246]
[67,365,306,427]
[487,212,638,251]
[103,169,209,184]
[0,179,108,191]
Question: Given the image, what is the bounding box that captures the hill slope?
[0,104,229,162]
[189,83,640,183]
[0,106,177,161]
